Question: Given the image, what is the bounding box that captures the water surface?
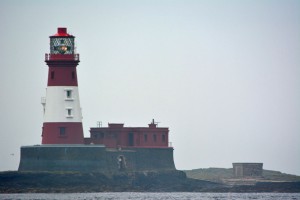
[1,192,300,200]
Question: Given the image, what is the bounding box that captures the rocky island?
[1,168,299,193]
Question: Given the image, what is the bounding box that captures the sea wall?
[18,145,175,172]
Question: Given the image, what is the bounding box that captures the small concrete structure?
[232,163,263,178]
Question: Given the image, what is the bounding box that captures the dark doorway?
[118,155,126,170]
[128,133,134,146]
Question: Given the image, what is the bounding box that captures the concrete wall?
[18,145,175,172]
[232,163,263,178]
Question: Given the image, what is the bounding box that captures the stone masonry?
[232,163,263,178]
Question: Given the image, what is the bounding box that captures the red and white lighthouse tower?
[41,27,84,144]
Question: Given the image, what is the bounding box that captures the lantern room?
[50,28,75,55]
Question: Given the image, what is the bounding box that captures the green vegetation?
[184,168,300,183]
[263,169,300,182]
[184,168,233,183]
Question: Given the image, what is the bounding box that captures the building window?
[66,90,72,98]
[72,71,75,79]
[144,134,148,142]
[51,71,55,79]
[162,134,166,143]
[100,132,104,139]
[153,134,157,142]
[92,133,98,139]
[59,127,66,136]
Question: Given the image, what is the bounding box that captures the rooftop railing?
[45,54,79,61]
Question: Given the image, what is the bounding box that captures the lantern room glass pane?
[50,37,74,54]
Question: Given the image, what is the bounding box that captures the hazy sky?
[0,0,299,175]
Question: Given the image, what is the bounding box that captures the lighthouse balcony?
[45,54,79,61]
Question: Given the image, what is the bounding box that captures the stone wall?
[18,145,175,172]
[232,163,263,178]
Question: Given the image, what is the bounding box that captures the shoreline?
[1,171,299,193]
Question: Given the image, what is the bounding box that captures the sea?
[0,193,300,200]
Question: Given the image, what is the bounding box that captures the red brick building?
[84,119,169,148]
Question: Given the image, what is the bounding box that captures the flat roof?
[21,144,105,148]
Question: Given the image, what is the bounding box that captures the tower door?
[128,133,134,146]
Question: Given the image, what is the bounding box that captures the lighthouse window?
[144,134,148,142]
[59,127,66,136]
[66,90,72,98]
[67,109,72,116]
[51,71,55,79]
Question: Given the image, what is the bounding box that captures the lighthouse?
[41,27,84,144]
[19,27,175,172]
